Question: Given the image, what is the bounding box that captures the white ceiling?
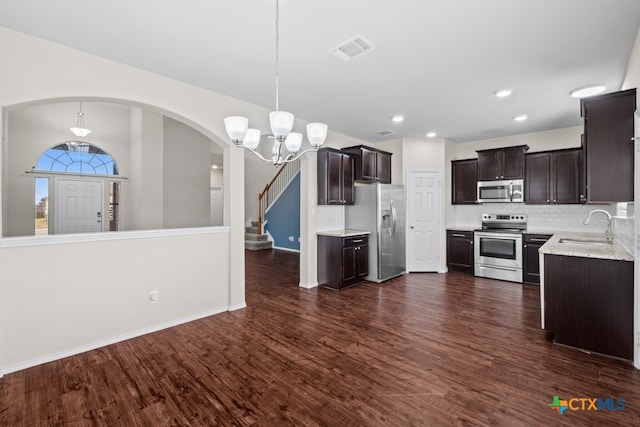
[1,0,639,143]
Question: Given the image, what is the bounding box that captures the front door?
[406,171,441,272]
[56,179,103,234]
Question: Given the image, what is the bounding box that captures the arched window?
[35,142,118,175]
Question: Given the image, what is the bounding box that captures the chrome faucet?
[583,209,613,244]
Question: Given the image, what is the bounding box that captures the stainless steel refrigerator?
[345,183,406,282]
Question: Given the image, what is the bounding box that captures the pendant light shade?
[224,116,249,143]
[269,111,295,140]
[306,123,328,147]
[284,132,303,153]
[243,128,262,150]
[70,102,91,137]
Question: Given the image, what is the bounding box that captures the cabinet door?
[446,232,474,274]
[501,146,526,179]
[327,151,345,204]
[361,149,378,181]
[356,243,369,279]
[342,245,358,285]
[342,155,355,204]
[552,150,582,204]
[452,159,478,204]
[477,151,500,181]
[376,152,392,183]
[582,89,635,203]
[522,234,550,284]
[524,153,551,204]
[544,255,634,360]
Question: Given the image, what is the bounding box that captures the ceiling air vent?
[330,35,374,61]
[376,129,395,136]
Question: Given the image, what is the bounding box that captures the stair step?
[251,221,259,227]
[245,239,273,250]
[245,226,260,234]
[245,233,268,241]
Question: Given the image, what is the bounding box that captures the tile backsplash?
[448,202,635,255]
[448,203,612,231]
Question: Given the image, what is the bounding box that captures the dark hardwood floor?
[1,248,640,426]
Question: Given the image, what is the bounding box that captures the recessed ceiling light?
[426,132,436,138]
[513,115,528,122]
[570,85,606,98]
[495,89,512,98]
[392,115,404,123]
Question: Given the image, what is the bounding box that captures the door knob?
[410,226,415,229]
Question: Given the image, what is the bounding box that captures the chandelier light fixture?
[224,0,328,166]
[69,102,91,137]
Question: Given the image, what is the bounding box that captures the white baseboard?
[299,281,318,289]
[272,245,300,253]
[1,306,230,375]
[228,302,247,311]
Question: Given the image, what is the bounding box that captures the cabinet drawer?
[524,234,552,244]
[344,235,368,247]
[446,230,474,240]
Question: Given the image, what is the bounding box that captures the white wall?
[0,26,254,374]
[0,228,230,373]
[129,107,164,230]
[163,117,212,228]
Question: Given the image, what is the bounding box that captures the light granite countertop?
[539,231,633,261]
[317,229,371,238]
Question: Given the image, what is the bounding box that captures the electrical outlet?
[149,290,159,304]
[288,236,294,241]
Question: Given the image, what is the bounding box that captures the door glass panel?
[34,177,49,235]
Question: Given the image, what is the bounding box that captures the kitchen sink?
[558,237,611,245]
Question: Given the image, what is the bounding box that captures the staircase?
[245,159,300,250]
[245,220,272,250]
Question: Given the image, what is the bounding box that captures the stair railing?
[257,158,300,234]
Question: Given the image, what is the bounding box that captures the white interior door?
[406,171,441,272]
[210,187,223,226]
[57,179,103,234]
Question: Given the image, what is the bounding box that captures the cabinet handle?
[495,176,499,179]
[529,238,549,242]
[500,175,504,178]
[523,244,528,248]
[451,233,466,237]
[546,199,550,203]
[352,239,364,243]
[553,200,556,203]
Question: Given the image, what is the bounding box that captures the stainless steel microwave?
[477,179,524,203]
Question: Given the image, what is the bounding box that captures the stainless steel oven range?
[474,213,527,283]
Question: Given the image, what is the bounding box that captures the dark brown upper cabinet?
[476,145,528,181]
[341,145,392,184]
[525,148,583,204]
[581,88,636,203]
[451,159,478,204]
[317,148,354,205]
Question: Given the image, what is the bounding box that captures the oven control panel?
[481,214,527,222]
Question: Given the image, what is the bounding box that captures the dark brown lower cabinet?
[544,254,634,360]
[522,234,552,284]
[318,234,369,290]
[446,230,474,275]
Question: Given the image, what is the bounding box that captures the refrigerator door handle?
[389,199,397,237]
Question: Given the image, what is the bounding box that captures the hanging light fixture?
[224,0,328,166]
[69,102,91,137]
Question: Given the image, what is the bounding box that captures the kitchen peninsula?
[539,232,634,360]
